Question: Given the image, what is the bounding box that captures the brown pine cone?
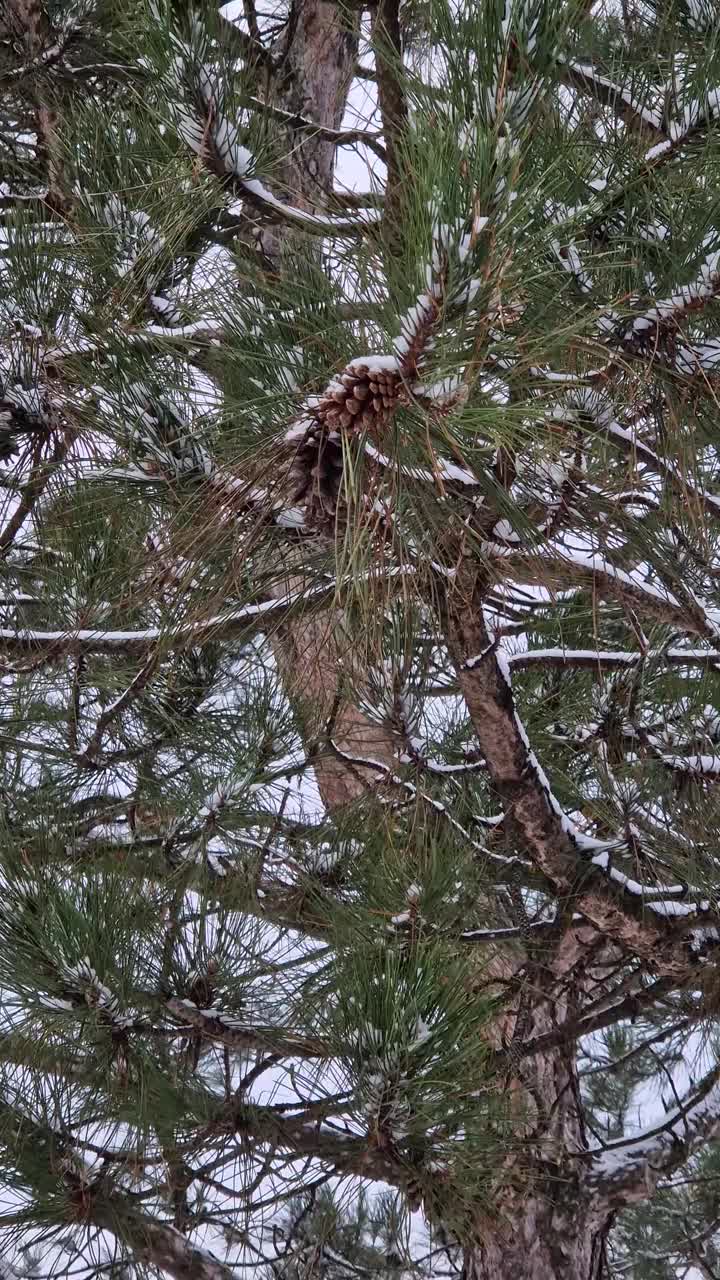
[314,359,403,435]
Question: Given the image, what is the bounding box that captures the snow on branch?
[609,247,720,357]
[95,1201,236,1280]
[0,383,55,463]
[327,741,517,873]
[364,440,479,488]
[548,229,593,294]
[548,89,720,241]
[0,567,415,656]
[232,177,381,235]
[588,1061,720,1208]
[278,213,489,525]
[49,956,133,1030]
[661,751,720,776]
[477,0,547,130]
[558,59,666,136]
[508,646,720,672]
[392,207,490,378]
[543,388,720,520]
[164,29,379,237]
[487,543,711,636]
[450,615,717,954]
[121,383,215,481]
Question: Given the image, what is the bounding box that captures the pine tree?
[4,0,720,1275]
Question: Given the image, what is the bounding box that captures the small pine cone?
[315,360,402,436]
[288,429,344,527]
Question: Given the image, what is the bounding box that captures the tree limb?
[587,1061,720,1210]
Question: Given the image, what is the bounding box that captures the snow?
[284,417,314,443]
[678,337,720,372]
[142,318,223,339]
[492,518,522,543]
[689,926,720,953]
[408,1017,431,1051]
[275,507,306,529]
[647,899,711,918]
[412,374,466,403]
[433,459,478,485]
[562,61,665,132]
[618,248,720,347]
[644,138,673,163]
[394,294,435,360]
[590,855,689,902]
[590,1070,720,1183]
[551,237,593,293]
[553,549,682,609]
[509,647,641,668]
[1,572,414,651]
[237,177,380,231]
[347,354,399,375]
[364,441,479,486]
[662,753,720,775]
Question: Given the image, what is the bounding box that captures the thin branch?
[587,1061,720,1209]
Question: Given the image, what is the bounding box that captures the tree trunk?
[266,0,400,810]
[463,1198,610,1280]
[278,0,358,201]
[462,924,614,1276]
[460,1035,613,1280]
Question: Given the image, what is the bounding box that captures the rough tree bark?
[459,930,614,1280]
[441,568,619,1278]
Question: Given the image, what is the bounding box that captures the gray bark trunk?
[461,930,614,1278]
[463,1201,609,1280]
[278,0,358,199]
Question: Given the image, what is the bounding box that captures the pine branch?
[486,549,709,636]
[0,426,76,558]
[164,997,331,1061]
[93,1199,236,1280]
[0,568,413,655]
[557,58,666,139]
[442,570,719,969]
[506,976,679,1066]
[242,94,388,163]
[508,647,720,672]
[588,1061,720,1210]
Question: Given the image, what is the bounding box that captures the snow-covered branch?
[588,1062,720,1209]
[508,646,720,672]
[444,577,719,965]
[0,568,414,656]
[94,1200,237,1280]
[558,59,666,137]
[611,248,720,358]
[165,997,331,1061]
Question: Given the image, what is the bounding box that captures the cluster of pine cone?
[287,360,403,530]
